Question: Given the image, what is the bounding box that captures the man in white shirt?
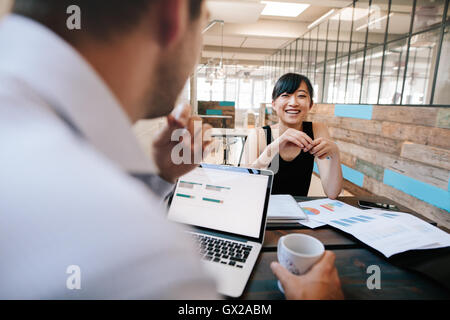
[0,0,343,299]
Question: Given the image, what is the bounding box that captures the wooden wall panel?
[310,103,335,115]
[330,127,402,155]
[335,140,449,190]
[342,179,373,197]
[364,176,450,228]
[339,151,356,168]
[382,122,450,149]
[372,106,438,127]
[311,104,450,228]
[436,108,450,129]
[339,118,383,136]
[355,159,384,182]
[308,113,341,126]
[401,142,450,171]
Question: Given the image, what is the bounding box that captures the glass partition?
[432,25,449,104]
[264,0,449,106]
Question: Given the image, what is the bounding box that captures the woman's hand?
[309,137,339,160]
[276,128,313,150]
[272,128,313,160]
[252,127,315,167]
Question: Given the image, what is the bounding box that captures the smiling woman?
[241,73,343,198]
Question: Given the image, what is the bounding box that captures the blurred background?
[1,0,448,227]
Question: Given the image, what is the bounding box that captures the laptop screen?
[167,164,271,240]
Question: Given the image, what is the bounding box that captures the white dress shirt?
[0,14,217,299]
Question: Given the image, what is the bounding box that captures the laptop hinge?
[191,227,251,243]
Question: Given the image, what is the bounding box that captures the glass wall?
[265,0,449,106]
[433,25,450,104]
[196,64,268,111]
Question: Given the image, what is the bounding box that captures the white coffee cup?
[277,234,325,293]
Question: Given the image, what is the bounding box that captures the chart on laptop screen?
[168,167,269,239]
[175,179,231,205]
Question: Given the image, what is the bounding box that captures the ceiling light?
[261,1,310,18]
[216,66,226,80]
[356,13,393,31]
[331,7,371,21]
[206,69,215,83]
[308,9,335,29]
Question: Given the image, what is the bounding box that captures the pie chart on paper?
[302,207,320,216]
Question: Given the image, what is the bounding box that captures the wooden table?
[240,196,450,300]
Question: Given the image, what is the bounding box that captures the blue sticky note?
[335,104,373,120]
[383,169,450,212]
[341,165,364,187]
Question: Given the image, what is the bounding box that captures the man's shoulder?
[0,85,158,216]
[0,91,214,298]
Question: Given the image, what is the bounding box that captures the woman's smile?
[285,109,301,115]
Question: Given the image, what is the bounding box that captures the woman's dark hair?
[272,73,314,103]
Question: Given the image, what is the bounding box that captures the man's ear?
[156,0,186,48]
[310,100,314,110]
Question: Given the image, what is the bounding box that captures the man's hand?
[271,251,344,300]
[152,104,213,183]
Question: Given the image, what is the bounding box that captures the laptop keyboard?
[191,233,253,269]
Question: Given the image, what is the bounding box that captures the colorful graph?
[320,202,344,212]
[380,213,399,219]
[331,220,351,227]
[205,184,231,192]
[302,207,321,216]
[331,215,376,227]
[179,181,202,189]
[202,197,224,204]
[176,193,195,199]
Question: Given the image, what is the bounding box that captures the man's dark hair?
[13,0,203,42]
[272,73,314,103]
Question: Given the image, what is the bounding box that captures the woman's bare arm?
[240,128,268,168]
[312,123,343,199]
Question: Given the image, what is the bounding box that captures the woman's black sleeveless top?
[263,123,314,196]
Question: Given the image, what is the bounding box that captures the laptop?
[167,163,273,298]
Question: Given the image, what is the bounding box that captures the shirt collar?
[0,14,156,174]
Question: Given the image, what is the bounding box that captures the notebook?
[267,194,308,224]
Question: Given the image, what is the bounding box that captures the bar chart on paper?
[298,199,361,228]
[331,215,376,227]
[299,199,361,222]
[301,201,346,215]
[298,199,448,257]
[320,202,344,212]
